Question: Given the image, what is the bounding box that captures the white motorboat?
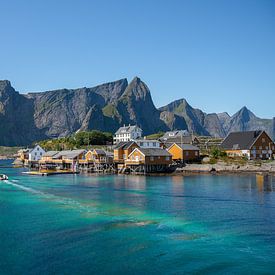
[0,174,8,180]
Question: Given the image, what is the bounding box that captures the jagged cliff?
[0,78,274,146]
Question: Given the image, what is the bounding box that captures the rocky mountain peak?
[233,106,256,122]
[0,80,18,101]
[121,77,151,101]
[0,80,11,88]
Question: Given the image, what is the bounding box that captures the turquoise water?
[1,160,275,274]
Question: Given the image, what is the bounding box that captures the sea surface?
[1,160,275,274]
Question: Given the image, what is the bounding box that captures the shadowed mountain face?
[0,78,274,146]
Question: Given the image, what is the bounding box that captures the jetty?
[22,170,80,176]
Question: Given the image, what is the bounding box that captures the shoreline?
[174,162,275,176]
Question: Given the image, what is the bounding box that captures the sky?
[0,0,274,118]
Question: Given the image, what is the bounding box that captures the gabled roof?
[29,144,45,154]
[220,130,265,150]
[114,141,138,150]
[134,138,160,143]
[162,136,196,144]
[93,149,106,155]
[168,143,199,151]
[130,148,171,157]
[43,151,59,157]
[115,125,142,135]
[53,149,86,159]
[162,130,190,140]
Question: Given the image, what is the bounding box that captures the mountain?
[0,81,45,146]
[159,100,274,139]
[0,78,274,146]
[0,78,170,146]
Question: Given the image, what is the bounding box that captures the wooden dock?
[22,170,80,176]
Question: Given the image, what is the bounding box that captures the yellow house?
[167,143,200,161]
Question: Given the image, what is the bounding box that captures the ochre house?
[85,149,113,164]
[167,143,200,162]
[125,148,172,173]
[221,130,275,160]
[113,141,139,163]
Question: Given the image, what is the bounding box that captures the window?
[37,147,39,151]
[165,156,170,161]
[272,146,275,150]
[153,142,156,147]
[262,138,265,143]
[259,146,262,150]
[186,151,189,156]
[195,151,198,156]
[150,156,154,161]
[140,142,144,146]
[40,152,42,156]
[266,146,268,150]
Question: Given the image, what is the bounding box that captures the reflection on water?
[256,174,274,192]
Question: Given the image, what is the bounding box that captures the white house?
[28,145,46,161]
[114,125,142,144]
[134,138,161,148]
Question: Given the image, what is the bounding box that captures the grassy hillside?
[0,146,21,157]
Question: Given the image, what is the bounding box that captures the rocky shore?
[176,161,275,175]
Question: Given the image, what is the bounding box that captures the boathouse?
[125,148,172,173]
[113,141,139,164]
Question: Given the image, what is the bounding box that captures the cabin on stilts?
[124,148,172,174]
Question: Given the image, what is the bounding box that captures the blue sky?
[0,0,274,118]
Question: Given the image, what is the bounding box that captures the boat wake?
[4,180,47,196]
[2,179,99,214]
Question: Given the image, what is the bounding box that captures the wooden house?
[125,148,172,173]
[40,149,86,170]
[17,149,30,163]
[221,130,275,160]
[113,141,139,163]
[85,149,113,164]
[167,143,200,162]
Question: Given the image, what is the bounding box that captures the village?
[15,125,275,175]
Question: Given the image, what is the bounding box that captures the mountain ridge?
[0,78,274,146]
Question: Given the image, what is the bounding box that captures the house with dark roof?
[113,125,142,144]
[125,147,172,172]
[113,141,139,163]
[167,143,200,161]
[221,130,275,160]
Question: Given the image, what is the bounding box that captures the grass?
[0,146,21,157]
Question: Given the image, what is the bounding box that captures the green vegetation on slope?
[38,130,113,151]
